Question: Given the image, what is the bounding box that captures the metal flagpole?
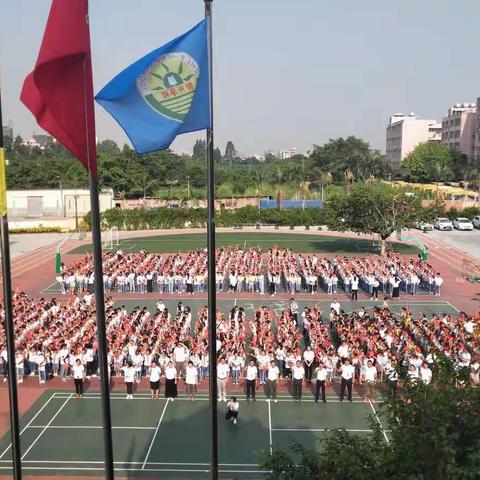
[204,1,218,478]
[0,72,22,480]
[82,51,115,478]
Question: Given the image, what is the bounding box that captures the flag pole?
[204,1,218,479]
[0,72,22,480]
[82,59,115,480]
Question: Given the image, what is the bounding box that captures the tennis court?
[0,390,386,478]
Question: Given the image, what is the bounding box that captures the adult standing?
[217,357,229,402]
[339,359,355,402]
[303,346,315,384]
[314,361,328,403]
[351,276,359,301]
[245,360,258,402]
[292,360,305,402]
[123,361,136,400]
[148,360,161,399]
[185,360,198,401]
[391,276,401,300]
[266,360,279,402]
[164,361,178,400]
[72,359,85,399]
[173,342,188,379]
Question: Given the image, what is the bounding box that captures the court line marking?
[28,425,156,430]
[368,398,390,444]
[142,397,171,469]
[267,400,273,454]
[21,394,73,460]
[0,466,266,473]
[50,396,373,403]
[0,391,56,460]
[0,460,257,466]
[272,428,372,432]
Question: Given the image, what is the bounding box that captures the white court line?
[51,396,372,403]
[272,428,372,432]
[141,397,171,469]
[21,394,73,460]
[0,460,257,466]
[368,399,390,444]
[0,466,266,473]
[28,425,156,430]
[0,392,56,460]
[267,400,273,454]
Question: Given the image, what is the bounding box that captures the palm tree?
[320,171,333,200]
[344,168,354,193]
[431,161,453,195]
[299,181,310,210]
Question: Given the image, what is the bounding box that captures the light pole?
[57,175,64,217]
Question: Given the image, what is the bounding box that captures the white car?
[453,217,474,231]
[415,221,434,231]
[473,215,480,228]
[434,217,453,231]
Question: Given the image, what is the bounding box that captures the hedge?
[83,206,328,231]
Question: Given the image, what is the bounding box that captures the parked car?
[473,215,480,228]
[434,217,453,231]
[453,217,474,231]
[414,221,434,231]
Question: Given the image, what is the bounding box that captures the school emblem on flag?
[137,53,199,122]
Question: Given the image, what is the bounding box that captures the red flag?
[20,0,97,177]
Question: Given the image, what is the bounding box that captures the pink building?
[441,103,476,157]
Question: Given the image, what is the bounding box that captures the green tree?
[403,142,454,182]
[192,139,206,158]
[325,181,427,255]
[224,140,236,161]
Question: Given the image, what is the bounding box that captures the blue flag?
[96,20,211,154]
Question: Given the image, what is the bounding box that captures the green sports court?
[0,300,459,478]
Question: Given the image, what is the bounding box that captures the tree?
[97,139,120,156]
[224,140,236,161]
[192,139,206,158]
[260,358,480,480]
[310,136,391,181]
[403,142,454,182]
[325,181,429,255]
[213,147,222,162]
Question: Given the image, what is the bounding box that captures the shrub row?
[82,206,328,231]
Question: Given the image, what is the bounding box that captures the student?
[314,361,328,403]
[164,361,178,400]
[217,358,229,402]
[185,360,198,401]
[339,359,355,402]
[149,360,161,399]
[15,351,24,384]
[303,346,315,384]
[123,361,136,400]
[245,360,258,402]
[363,360,377,402]
[266,360,279,402]
[225,396,240,425]
[292,360,305,402]
[72,359,85,399]
[351,276,359,301]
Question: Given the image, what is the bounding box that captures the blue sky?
[1,0,479,156]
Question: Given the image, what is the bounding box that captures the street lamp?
[56,175,64,218]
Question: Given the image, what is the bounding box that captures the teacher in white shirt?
[72,359,85,399]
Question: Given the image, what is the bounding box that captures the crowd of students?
[1,293,478,403]
[55,248,444,299]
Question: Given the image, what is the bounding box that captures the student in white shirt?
[363,360,377,402]
[225,396,240,425]
[303,346,315,384]
[314,361,328,403]
[123,361,136,399]
[164,361,178,400]
[15,351,24,384]
[185,360,198,401]
[266,360,279,402]
[292,360,305,401]
[339,359,355,402]
[149,361,161,399]
[217,358,230,402]
[72,359,85,399]
[245,360,258,402]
